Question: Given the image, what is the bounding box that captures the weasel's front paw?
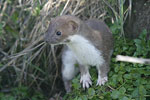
[96,76,108,86]
[80,73,92,89]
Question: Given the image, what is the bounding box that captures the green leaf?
[125,66,131,72]
[77,97,82,100]
[139,85,146,96]
[140,29,147,39]
[120,96,129,100]
[114,66,119,72]
[119,87,126,94]
[132,88,138,98]
[111,90,121,99]
[81,95,88,100]
[134,39,141,44]
[111,74,118,86]
[123,74,132,79]
[88,88,95,97]
[74,97,78,100]
[123,47,128,51]
[72,78,81,90]
[72,78,79,84]
[118,74,123,83]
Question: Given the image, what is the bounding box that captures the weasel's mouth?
[63,38,70,43]
[64,39,70,43]
[44,36,59,44]
[46,41,59,45]
[45,38,70,45]
[45,40,65,46]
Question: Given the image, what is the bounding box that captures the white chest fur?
[67,35,104,66]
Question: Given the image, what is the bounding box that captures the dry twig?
[116,55,150,65]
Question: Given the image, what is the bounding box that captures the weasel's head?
[44,15,80,45]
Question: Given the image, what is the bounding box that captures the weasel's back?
[85,19,111,34]
[85,19,113,54]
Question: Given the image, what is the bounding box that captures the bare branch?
[116,55,150,65]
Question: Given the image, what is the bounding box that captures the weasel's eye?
[56,31,61,36]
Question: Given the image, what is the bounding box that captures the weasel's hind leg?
[62,49,78,93]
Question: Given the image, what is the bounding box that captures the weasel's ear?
[68,20,78,32]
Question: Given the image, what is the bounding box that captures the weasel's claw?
[96,76,108,86]
[80,73,92,89]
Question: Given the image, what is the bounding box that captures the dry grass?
[0,0,132,96]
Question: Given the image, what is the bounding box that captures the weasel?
[45,15,113,93]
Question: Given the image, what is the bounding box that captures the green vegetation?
[0,0,150,100]
[64,24,150,100]
[0,86,45,100]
